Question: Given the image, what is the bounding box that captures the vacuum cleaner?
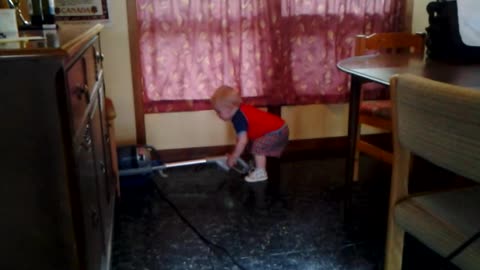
[116,145,251,270]
[117,145,251,178]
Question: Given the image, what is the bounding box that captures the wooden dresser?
[0,24,115,270]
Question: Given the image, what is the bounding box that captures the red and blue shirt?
[232,104,285,140]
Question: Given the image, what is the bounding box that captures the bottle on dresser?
[27,0,56,29]
[27,0,43,26]
[41,0,55,26]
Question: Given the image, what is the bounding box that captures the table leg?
[267,105,288,208]
[344,75,362,226]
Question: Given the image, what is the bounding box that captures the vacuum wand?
[118,155,250,177]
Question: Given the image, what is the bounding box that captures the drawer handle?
[81,139,92,152]
[81,124,92,151]
[99,161,106,174]
[95,52,105,63]
[99,161,112,202]
[75,84,90,104]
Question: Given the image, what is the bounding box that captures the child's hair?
[210,85,242,109]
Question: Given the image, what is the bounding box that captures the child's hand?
[227,154,237,168]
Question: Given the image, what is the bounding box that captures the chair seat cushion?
[361,82,389,100]
[395,186,480,270]
[359,100,392,119]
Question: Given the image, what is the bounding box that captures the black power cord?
[152,176,248,270]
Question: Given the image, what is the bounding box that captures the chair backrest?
[391,74,480,183]
[355,32,425,56]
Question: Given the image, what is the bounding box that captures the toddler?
[210,86,289,183]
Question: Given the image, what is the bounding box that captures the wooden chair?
[385,74,480,270]
[105,98,120,197]
[353,32,425,181]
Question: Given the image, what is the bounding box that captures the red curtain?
[136,0,405,113]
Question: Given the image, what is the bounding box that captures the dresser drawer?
[67,55,89,133]
[84,37,103,90]
[67,39,102,133]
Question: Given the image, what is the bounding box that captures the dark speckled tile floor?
[111,157,460,270]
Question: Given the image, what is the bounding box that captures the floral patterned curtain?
[136,0,405,113]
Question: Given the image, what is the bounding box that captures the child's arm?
[227,132,248,167]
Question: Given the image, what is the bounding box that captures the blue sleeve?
[231,109,248,134]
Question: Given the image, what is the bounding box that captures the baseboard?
[156,134,390,162]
